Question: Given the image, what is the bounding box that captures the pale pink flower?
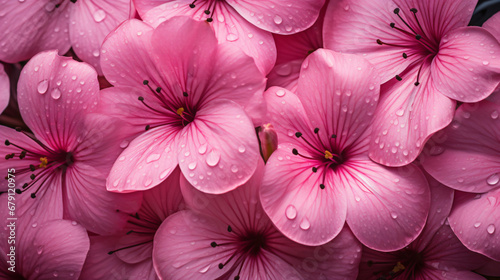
[0,195,89,279]
[134,0,325,74]
[0,0,133,74]
[81,167,184,280]
[0,50,141,235]
[153,160,362,279]
[102,17,263,194]
[324,0,500,166]
[261,49,430,250]
[358,175,489,280]
[422,100,500,261]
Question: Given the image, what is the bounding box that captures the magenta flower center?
[291,128,345,189]
[189,0,223,23]
[139,80,196,130]
[376,7,440,86]
[107,212,157,255]
[210,225,270,280]
[4,128,74,199]
[367,248,424,279]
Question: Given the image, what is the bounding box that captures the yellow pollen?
[392,262,405,273]
[324,150,333,160]
[39,157,48,168]
[176,107,185,116]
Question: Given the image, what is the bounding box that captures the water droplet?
[198,143,208,155]
[45,2,56,12]
[276,89,286,97]
[230,165,238,173]
[391,212,398,219]
[206,150,221,167]
[344,5,350,10]
[53,271,58,277]
[491,110,499,119]
[144,177,152,187]
[355,196,361,202]
[487,173,499,186]
[71,221,78,226]
[37,80,49,94]
[31,222,38,228]
[395,108,404,116]
[226,33,238,42]
[483,61,489,66]
[391,147,397,154]
[488,196,497,206]
[119,140,129,148]
[273,15,283,24]
[37,246,43,254]
[487,224,495,234]
[199,264,210,274]
[429,145,445,156]
[238,145,246,153]
[50,88,61,100]
[146,153,161,163]
[188,162,197,170]
[92,50,100,57]
[93,9,106,22]
[299,218,310,230]
[285,205,297,219]
[474,222,481,228]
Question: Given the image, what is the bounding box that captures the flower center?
[376,7,439,86]
[291,128,345,190]
[107,212,156,255]
[3,128,74,199]
[366,248,424,279]
[139,80,196,131]
[189,0,221,23]
[210,225,269,280]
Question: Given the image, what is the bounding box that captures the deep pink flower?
[0,63,8,113]
[0,0,133,74]
[261,49,430,250]
[153,160,362,279]
[324,0,500,166]
[81,167,184,280]
[102,17,263,194]
[257,123,278,163]
[267,1,326,92]
[0,197,89,279]
[134,0,325,74]
[422,100,500,261]
[0,51,142,235]
[484,12,500,103]
[358,175,489,280]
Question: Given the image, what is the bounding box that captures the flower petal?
[227,0,324,34]
[297,49,380,152]
[261,144,348,246]
[431,27,500,103]
[369,65,456,166]
[267,59,302,92]
[0,64,9,113]
[343,160,430,251]
[449,189,500,261]
[106,126,180,193]
[17,50,100,151]
[422,101,500,193]
[178,100,259,194]
[69,0,132,74]
[0,0,71,63]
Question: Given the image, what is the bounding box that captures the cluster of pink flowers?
[0,0,499,279]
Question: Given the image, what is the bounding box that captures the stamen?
[189,0,197,8]
[324,150,333,160]
[396,75,402,81]
[183,92,188,97]
[107,240,152,255]
[393,8,418,35]
[176,107,185,116]
[39,157,48,168]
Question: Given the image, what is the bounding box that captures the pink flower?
[261,49,430,250]
[0,50,141,235]
[81,167,184,280]
[0,63,9,113]
[484,12,500,103]
[421,100,500,261]
[134,0,325,74]
[0,196,89,279]
[267,1,326,92]
[102,17,263,194]
[324,0,500,166]
[153,160,362,279]
[257,123,278,163]
[358,175,489,280]
[0,0,133,74]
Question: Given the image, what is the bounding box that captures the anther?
[414,82,420,86]
[331,134,337,138]
[235,276,240,280]
[189,4,195,8]
[5,140,10,146]
[227,225,232,233]
[70,0,77,3]
[390,23,396,28]
[292,148,298,155]
[218,263,224,269]
[314,128,319,134]
[204,10,210,15]
[320,184,325,189]
[30,165,36,172]
[410,8,417,13]
[19,151,26,159]
[30,174,36,180]
[395,75,402,81]
[30,193,36,199]
[376,39,383,45]
[15,127,22,132]
[138,96,144,101]
[15,189,22,194]
[312,167,318,173]
[393,8,400,14]
[183,92,188,97]
[402,53,408,59]
[211,241,218,248]
[415,35,422,40]
[155,87,161,93]
[295,132,302,138]
[143,80,149,85]
[145,125,150,131]
[207,18,213,22]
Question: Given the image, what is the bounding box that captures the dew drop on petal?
[93,9,106,22]
[273,15,283,24]
[285,205,297,219]
[226,33,238,42]
[487,224,496,234]
[488,196,497,206]
[37,246,43,254]
[230,165,238,173]
[206,150,221,167]
[474,222,481,228]
[395,108,404,116]
[188,162,197,170]
[299,217,310,230]
[198,143,208,155]
[491,110,499,119]
[276,89,285,97]
[487,173,499,186]
[199,264,210,274]
[238,145,246,153]
[146,153,160,163]
[31,222,38,228]
[391,212,398,219]
[92,50,100,57]
[37,80,49,94]
[50,88,61,100]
